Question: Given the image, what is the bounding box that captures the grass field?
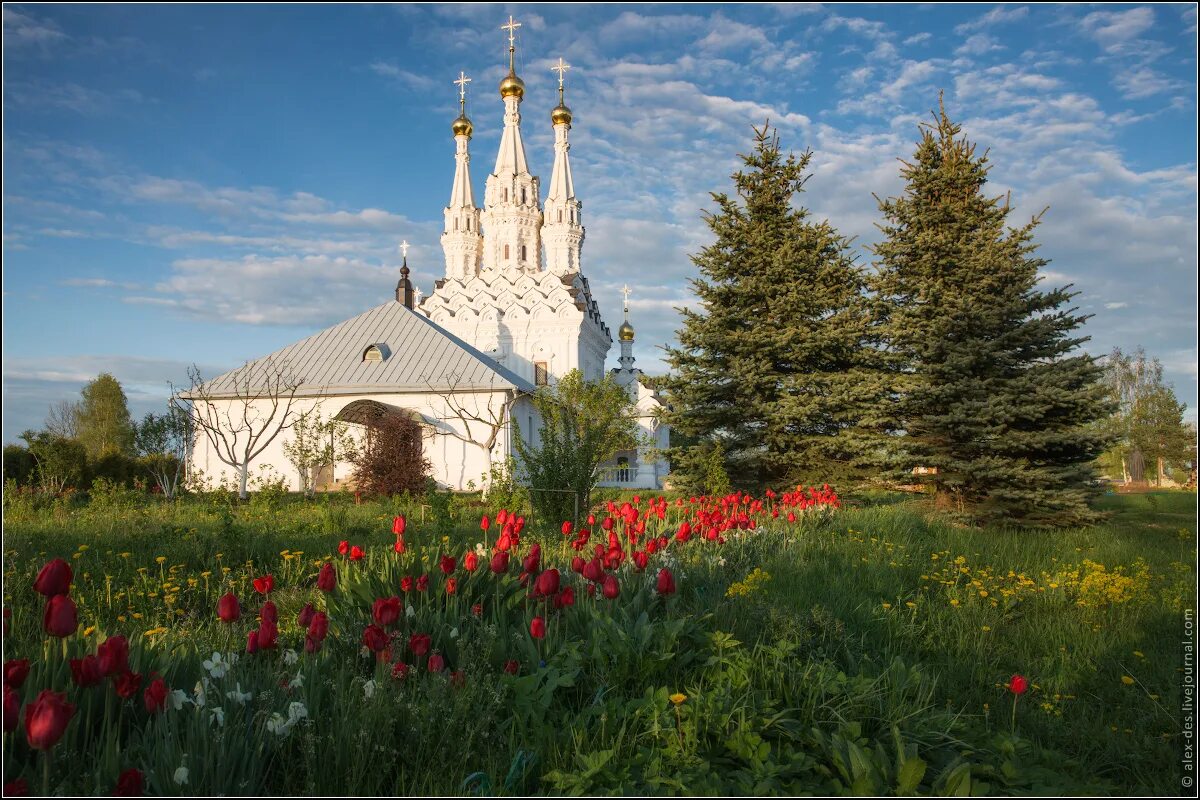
[2,486,1195,795]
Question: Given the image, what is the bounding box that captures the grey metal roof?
[190,301,535,398]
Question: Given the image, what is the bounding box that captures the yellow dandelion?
[950,598,960,607]
[881,602,892,610]
[1121,675,1135,686]
[82,626,96,637]
[905,601,916,609]
[669,693,687,705]
[1133,650,1144,658]
[155,556,167,564]
[78,544,90,551]
[981,625,991,632]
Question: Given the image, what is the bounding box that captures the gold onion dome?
[618,320,635,342]
[499,70,525,98]
[451,114,473,137]
[551,103,573,125]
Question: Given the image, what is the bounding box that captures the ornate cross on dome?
[621,284,632,313]
[454,71,471,110]
[501,16,521,68]
[551,58,570,90]
[400,240,410,259]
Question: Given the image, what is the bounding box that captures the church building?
[186,17,669,493]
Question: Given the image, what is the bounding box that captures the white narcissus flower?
[174,766,189,785]
[283,649,299,666]
[266,713,290,736]
[449,627,459,640]
[209,706,225,727]
[286,701,307,724]
[168,689,189,711]
[202,652,228,679]
[287,671,304,690]
[226,684,252,705]
[405,604,415,619]
[193,681,207,707]
[363,679,377,700]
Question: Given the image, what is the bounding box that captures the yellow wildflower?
[670,693,687,705]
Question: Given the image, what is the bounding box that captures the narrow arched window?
[521,188,526,205]
[503,188,508,203]
[454,218,459,231]
[520,244,527,262]
[466,218,471,231]
[557,209,562,223]
[504,244,510,260]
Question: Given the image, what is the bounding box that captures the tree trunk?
[1157,456,1165,486]
[239,464,249,500]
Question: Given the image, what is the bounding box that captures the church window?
[454,218,459,231]
[466,218,471,231]
[520,244,527,262]
[534,361,548,386]
[502,188,508,202]
[521,188,526,205]
[504,244,510,260]
[557,209,562,223]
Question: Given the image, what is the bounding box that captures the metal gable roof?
[192,301,535,397]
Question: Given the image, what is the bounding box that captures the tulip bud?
[656,568,676,596]
[349,545,365,561]
[97,636,129,677]
[113,769,144,797]
[489,551,509,575]
[23,689,75,750]
[362,625,388,653]
[33,559,73,597]
[392,515,406,536]
[70,655,103,688]
[317,562,337,592]
[43,594,77,638]
[530,616,546,640]
[4,660,30,689]
[601,574,620,600]
[534,568,561,598]
[246,630,260,654]
[143,677,168,714]
[561,521,573,536]
[260,601,278,625]
[439,555,457,575]
[4,685,20,733]
[464,551,478,572]
[308,612,329,642]
[428,652,446,673]
[297,603,316,629]
[216,593,241,623]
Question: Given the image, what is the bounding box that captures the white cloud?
[954,5,1030,35]
[2,7,67,49]
[1079,7,1156,51]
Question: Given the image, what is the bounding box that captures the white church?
[187,18,670,494]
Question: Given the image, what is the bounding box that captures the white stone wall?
[188,390,534,493]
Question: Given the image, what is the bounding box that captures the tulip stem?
[1010,695,1018,735]
[42,749,52,797]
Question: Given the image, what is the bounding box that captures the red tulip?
[472,603,483,617]
[113,671,142,699]
[143,677,168,713]
[428,652,445,673]
[393,537,407,554]
[439,555,457,575]
[656,568,676,596]
[216,593,241,623]
[297,603,316,629]
[4,659,30,689]
[252,575,274,595]
[496,508,508,525]
[246,630,260,654]
[555,586,576,609]
[4,778,28,797]
[446,577,458,595]
[43,594,77,638]
[304,635,321,654]
[317,562,336,592]
[338,540,350,556]
[561,521,573,536]
[408,632,431,657]
[601,517,614,531]
[480,514,491,532]
[632,551,649,572]
[489,551,509,574]
[24,689,75,750]
[581,558,603,583]
[349,545,365,561]
[400,576,413,593]
[522,544,542,575]
[464,551,479,572]
[504,659,519,675]
[530,616,546,640]
[373,596,401,627]
[416,574,429,592]
[70,655,102,688]
[97,636,130,677]
[260,601,278,625]
[534,569,560,598]
[392,515,406,536]
[601,574,620,600]
[587,514,595,526]
[391,662,409,680]
[362,625,389,653]
[308,612,329,642]
[1009,674,1029,695]
[257,620,278,650]
[33,558,73,597]
[113,768,144,797]
[570,556,585,574]
[4,685,20,733]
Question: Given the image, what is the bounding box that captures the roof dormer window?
[363,343,390,362]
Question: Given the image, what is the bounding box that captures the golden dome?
[551,103,573,126]
[499,71,525,99]
[618,320,635,342]
[451,114,473,138]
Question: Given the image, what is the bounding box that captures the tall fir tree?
[75,372,136,460]
[869,99,1112,526]
[661,124,878,492]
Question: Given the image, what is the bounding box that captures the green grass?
[2,488,1194,795]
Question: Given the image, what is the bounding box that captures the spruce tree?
[662,124,877,491]
[869,99,1111,526]
[75,372,136,460]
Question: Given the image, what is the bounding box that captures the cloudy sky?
[4,3,1197,443]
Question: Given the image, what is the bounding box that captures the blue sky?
[4,3,1197,443]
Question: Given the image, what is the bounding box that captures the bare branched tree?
[45,399,81,440]
[424,372,523,485]
[174,356,308,500]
